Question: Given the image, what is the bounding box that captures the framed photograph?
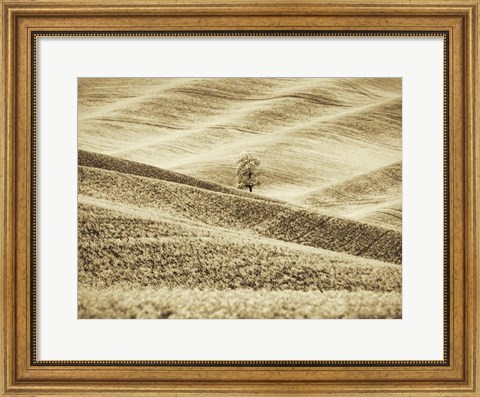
[1,0,478,396]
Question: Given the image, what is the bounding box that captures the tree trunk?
[248,172,253,192]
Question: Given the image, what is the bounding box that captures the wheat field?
[78,77,402,319]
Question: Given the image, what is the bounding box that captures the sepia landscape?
[78,77,402,319]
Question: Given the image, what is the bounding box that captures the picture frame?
[1,0,478,395]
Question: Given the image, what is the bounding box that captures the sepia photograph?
[77,77,402,319]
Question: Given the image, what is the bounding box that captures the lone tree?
[236,151,261,192]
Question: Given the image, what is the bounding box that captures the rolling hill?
[77,77,403,319]
[78,78,402,223]
[78,156,402,264]
[78,149,280,204]
[300,162,402,231]
[78,151,402,318]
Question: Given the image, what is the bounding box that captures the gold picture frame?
[1,0,478,395]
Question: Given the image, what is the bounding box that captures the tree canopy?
[236,151,261,192]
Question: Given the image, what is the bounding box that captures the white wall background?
[37,36,445,361]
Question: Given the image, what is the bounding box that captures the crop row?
[78,285,402,319]
[79,166,402,264]
[79,204,401,292]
